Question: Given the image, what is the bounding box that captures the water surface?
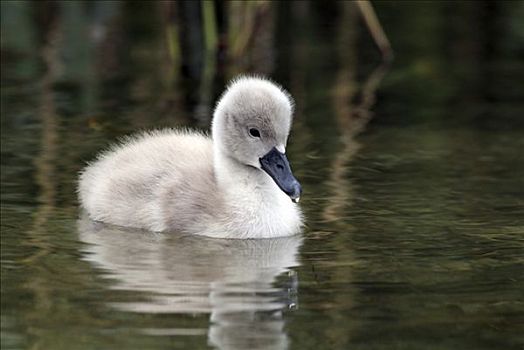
[2,2,523,349]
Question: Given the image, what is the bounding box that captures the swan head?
[212,76,302,202]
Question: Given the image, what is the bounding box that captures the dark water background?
[1,1,523,349]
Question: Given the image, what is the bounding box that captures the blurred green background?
[1,1,523,350]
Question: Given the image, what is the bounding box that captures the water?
[1,2,524,349]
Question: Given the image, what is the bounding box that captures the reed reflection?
[77,216,302,350]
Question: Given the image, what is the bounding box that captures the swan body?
[78,76,303,238]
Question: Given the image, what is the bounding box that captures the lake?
[1,1,523,349]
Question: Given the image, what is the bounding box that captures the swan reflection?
[77,216,302,349]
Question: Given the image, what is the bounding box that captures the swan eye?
[249,128,261,138]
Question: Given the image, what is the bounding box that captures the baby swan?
[78,76,303,239]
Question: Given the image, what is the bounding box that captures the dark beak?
[260,147,302,202]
